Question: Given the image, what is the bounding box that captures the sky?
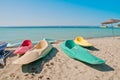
[0,0,120,26]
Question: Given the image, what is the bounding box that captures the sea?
[0,26,120,44]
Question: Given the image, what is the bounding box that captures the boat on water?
[100,25,108,28]
[60,40,105,64]
[13,39,53,64]
[0,42,8,52]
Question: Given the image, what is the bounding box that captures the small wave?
[7,38,57,47]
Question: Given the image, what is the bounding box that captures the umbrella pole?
[111,24,114,37]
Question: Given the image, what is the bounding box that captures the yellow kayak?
[74,36,92,47]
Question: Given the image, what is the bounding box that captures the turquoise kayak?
[60,40,105,64]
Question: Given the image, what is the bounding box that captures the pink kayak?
[13,40,33,54]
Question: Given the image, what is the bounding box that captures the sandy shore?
[0,37,120,80]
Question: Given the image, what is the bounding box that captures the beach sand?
[0,37,120,80]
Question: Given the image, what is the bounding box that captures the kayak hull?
[74,36,92,47]
[13,39,53,64]
[13,40,33,54]
[60,40,105,64]
[0,42,8,52]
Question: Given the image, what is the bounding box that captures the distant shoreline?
[0,26,120,28]
[0,26,99,28]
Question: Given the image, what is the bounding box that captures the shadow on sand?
[22,47,58,73]
[83,62,114,72]
[85,46,99,51]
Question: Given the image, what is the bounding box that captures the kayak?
[0,50,13,66]
[60,40,105,64]
[13,40,33,54]
[74,36,92,47]
[0,42,8,52]
[13,39,53,64]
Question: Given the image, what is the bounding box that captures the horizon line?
[0,26,101,28]
[0,25,99,27]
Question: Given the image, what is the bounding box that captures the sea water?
[0,26,120,43]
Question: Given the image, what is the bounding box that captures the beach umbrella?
[101,19,120,36]
[101,19,120,24]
